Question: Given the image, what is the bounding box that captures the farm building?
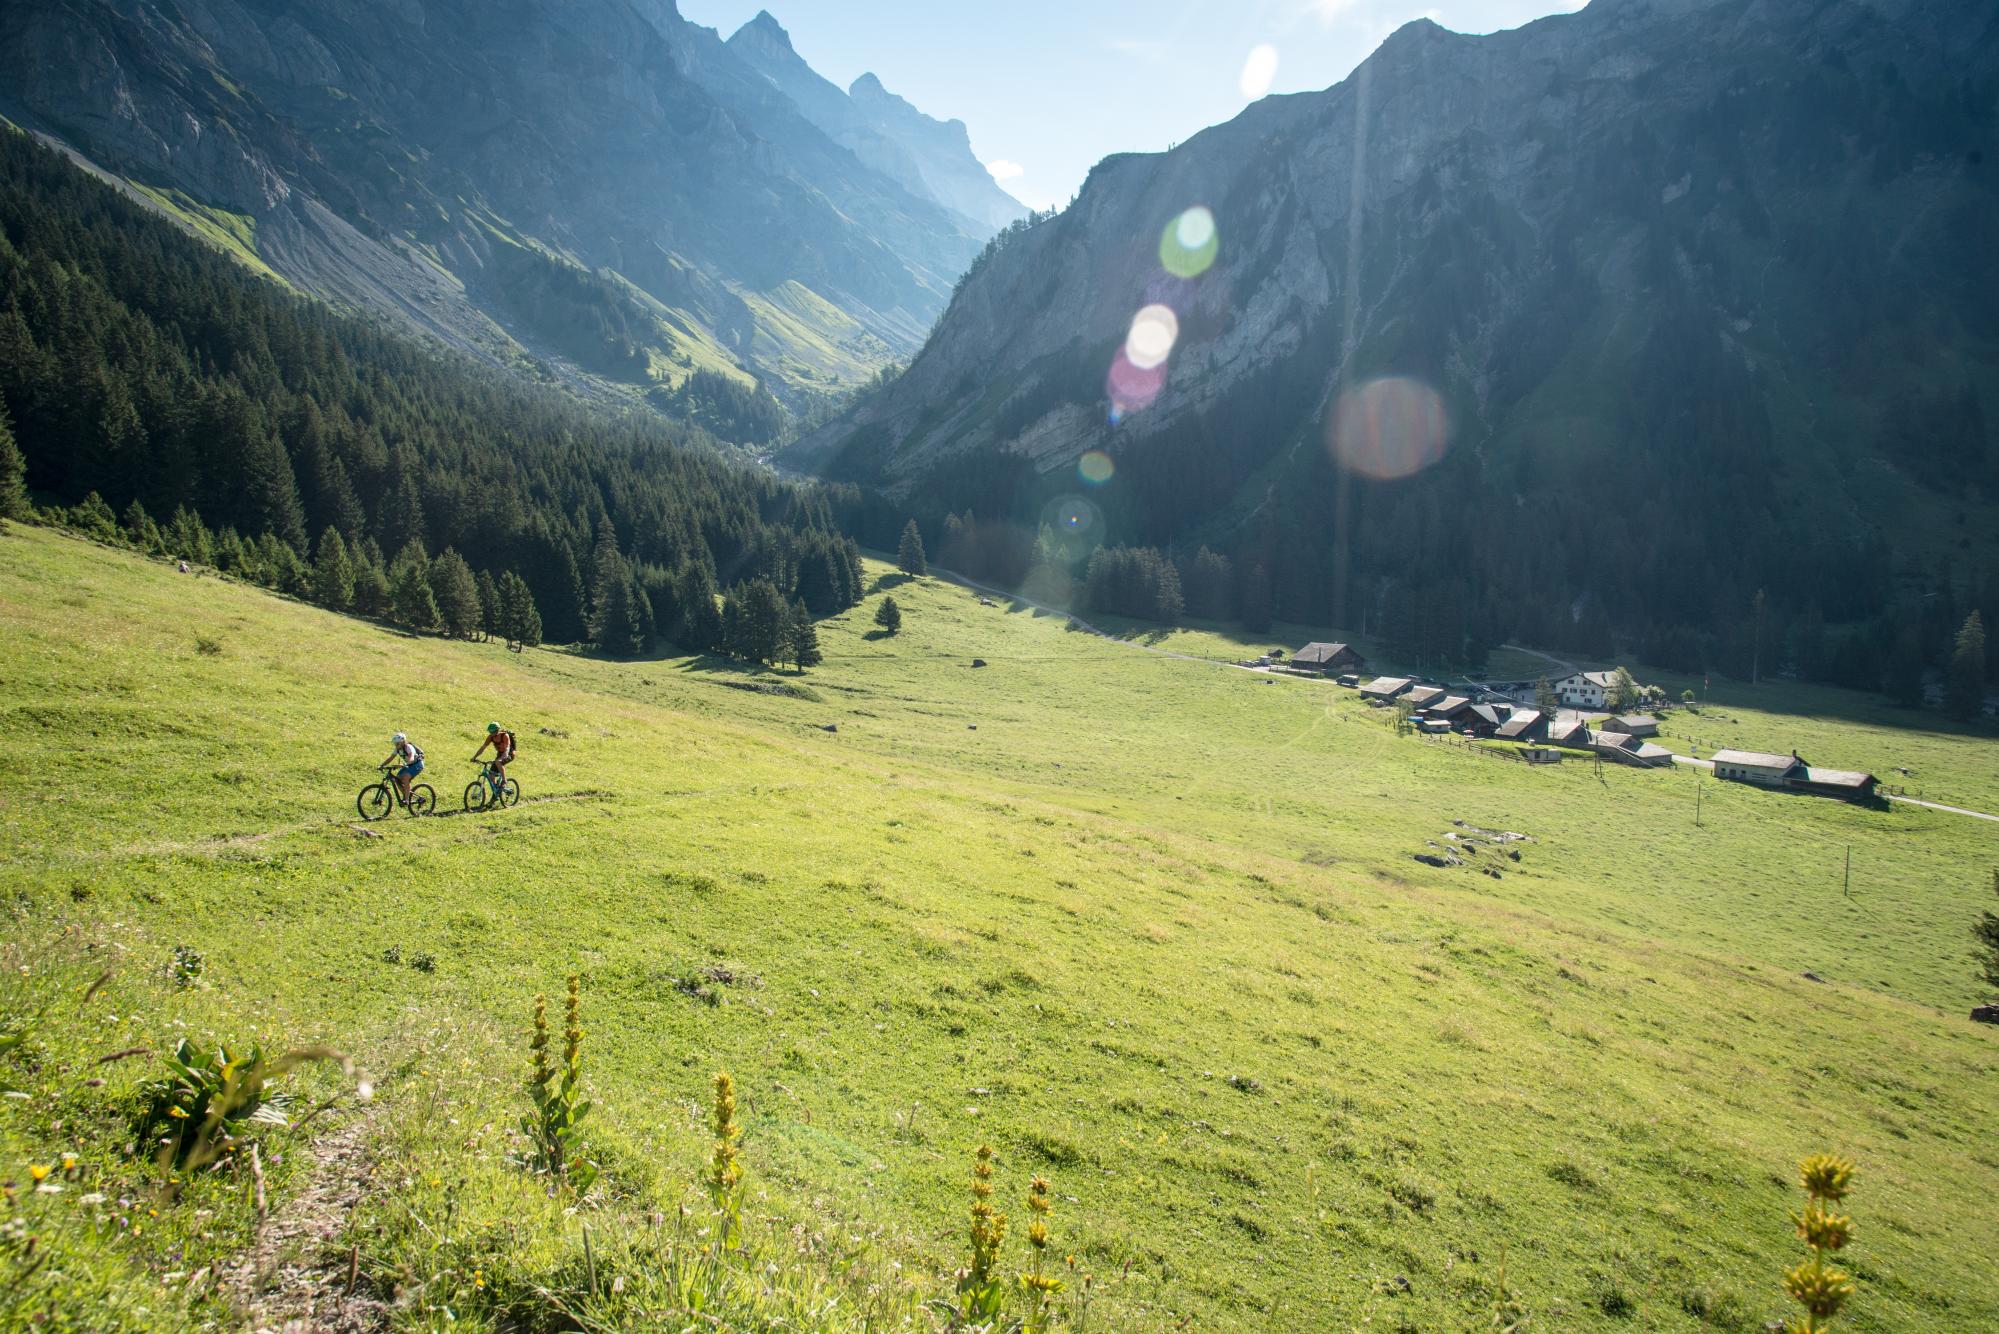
[1793,767,1880,801]
[1545,714,1591,747]
[1553,670,1618,710]
[1600,714,1660,738]
[1497,709,1548,742]
[1292,641,1367,674]
[1709,750,1879,801]
[1709,749,1805,786]
[1359,676,1414,702]
[1403,684,1448,711]
[1588,730,1673,767]
[1465,703,1506,736]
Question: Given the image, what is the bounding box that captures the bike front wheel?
[500,778,520,808]
[463,779,490,813]
[358,783,394,821]
[408,784,436,816]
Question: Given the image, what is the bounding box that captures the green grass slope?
[2,525,1996,1331]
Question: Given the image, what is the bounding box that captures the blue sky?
[679,0,1589,211]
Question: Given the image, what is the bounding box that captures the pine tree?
[476,568,501,641]
[312,526,355,610]
[677,564,724,652]
[165,505,214,564]
[719,592,745,658]
[1946,611,1986,721]
[244,425,308,553]
[430,548,483,639]
[785,600,823,671]
[67,491,119,541]
[1974,867,1999,996]
[1534,677,1558,714]
[122,498,163,553]
[874,595,902,635]
[497,570,543,647]
[897,519,928,577]
[738,578,786,664]
[353,559,392,619]
[389,540,439,631]
[588,518,644,654]
[0,401,27,522]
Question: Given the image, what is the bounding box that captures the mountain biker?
[383,732,424,803]
[471,721,515,789]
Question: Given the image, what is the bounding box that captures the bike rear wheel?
[463,779,490,813]
[358,783,394,821]
[408,783,436,816]
[500,778,521,808]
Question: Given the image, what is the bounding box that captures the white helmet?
[393,732,407,743]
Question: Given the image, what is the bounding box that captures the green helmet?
[487,722,500,733]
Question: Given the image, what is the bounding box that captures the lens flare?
[1039,494,1105,564]
[1327,377,1451,481]
[1106,348,1167,417]
[1159,206,1218,279]
[1240,44,1278,99]
[1125,304,1179,370]
[1078,449,1115,485]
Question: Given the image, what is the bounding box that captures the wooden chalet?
[1292,641,1367,675]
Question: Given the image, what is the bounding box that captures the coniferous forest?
[0,127,870,652]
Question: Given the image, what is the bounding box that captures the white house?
[1552,670,1618,710]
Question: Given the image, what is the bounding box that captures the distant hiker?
[384,731,425,802]
[177,559,189,574]
[472,720,515,783]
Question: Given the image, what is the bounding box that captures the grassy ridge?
[2,525,1997,1330]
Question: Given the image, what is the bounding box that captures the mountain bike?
[357,764,436,820]
[463,760,521,813]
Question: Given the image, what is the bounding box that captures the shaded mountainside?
[0,0,999,436]
[794,0,1999,690]
[726,11,1027,235]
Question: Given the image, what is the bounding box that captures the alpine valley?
[0,1,1024,439]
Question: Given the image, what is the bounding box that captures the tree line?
[0,125,869,660]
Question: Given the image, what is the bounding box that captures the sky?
[679,0,1590,211]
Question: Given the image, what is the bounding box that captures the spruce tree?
[353,560,392,619]
[1535,677,1558,714]
[0,401,27,522]
[389,541,439,631]
[431,548,483,639]
[720,592,745,658]
[69,491,119,541]
[476,568,501,640]
[166,505,214,565]
[739,578,786,664]
[1945,611,1986,721]
[312,527,355,610]
[677,564,724,651]
[1975,867,1999,995]
[874,595,902,635]
[785,600,823,671]
[897,519,928,577]
[122,498,163,553]
[497,570,543,647]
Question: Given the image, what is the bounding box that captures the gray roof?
[1612,714,1659,728]
[1710,749,1802,770]
[1497,710,1544,738]
[1294,641,1357,665]
[1427,694,1474,716]
[1360,676,1412,696]
[1403,685,1447,708]
[1589,730,1639,751]
[1802,767,1876,788]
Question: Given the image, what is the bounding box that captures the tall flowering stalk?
[520,975,596,1191]
[1017,1174,1065,1331]
[1782,1154,1857,1333]
[957,1144,1009,1322]
[708,1072,744,1246]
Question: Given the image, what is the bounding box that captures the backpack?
[406,742,424,765]
[497,730,516,758]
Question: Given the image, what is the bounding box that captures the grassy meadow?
[2,523,1997,1331]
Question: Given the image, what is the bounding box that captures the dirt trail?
[218,1112,389,1333]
